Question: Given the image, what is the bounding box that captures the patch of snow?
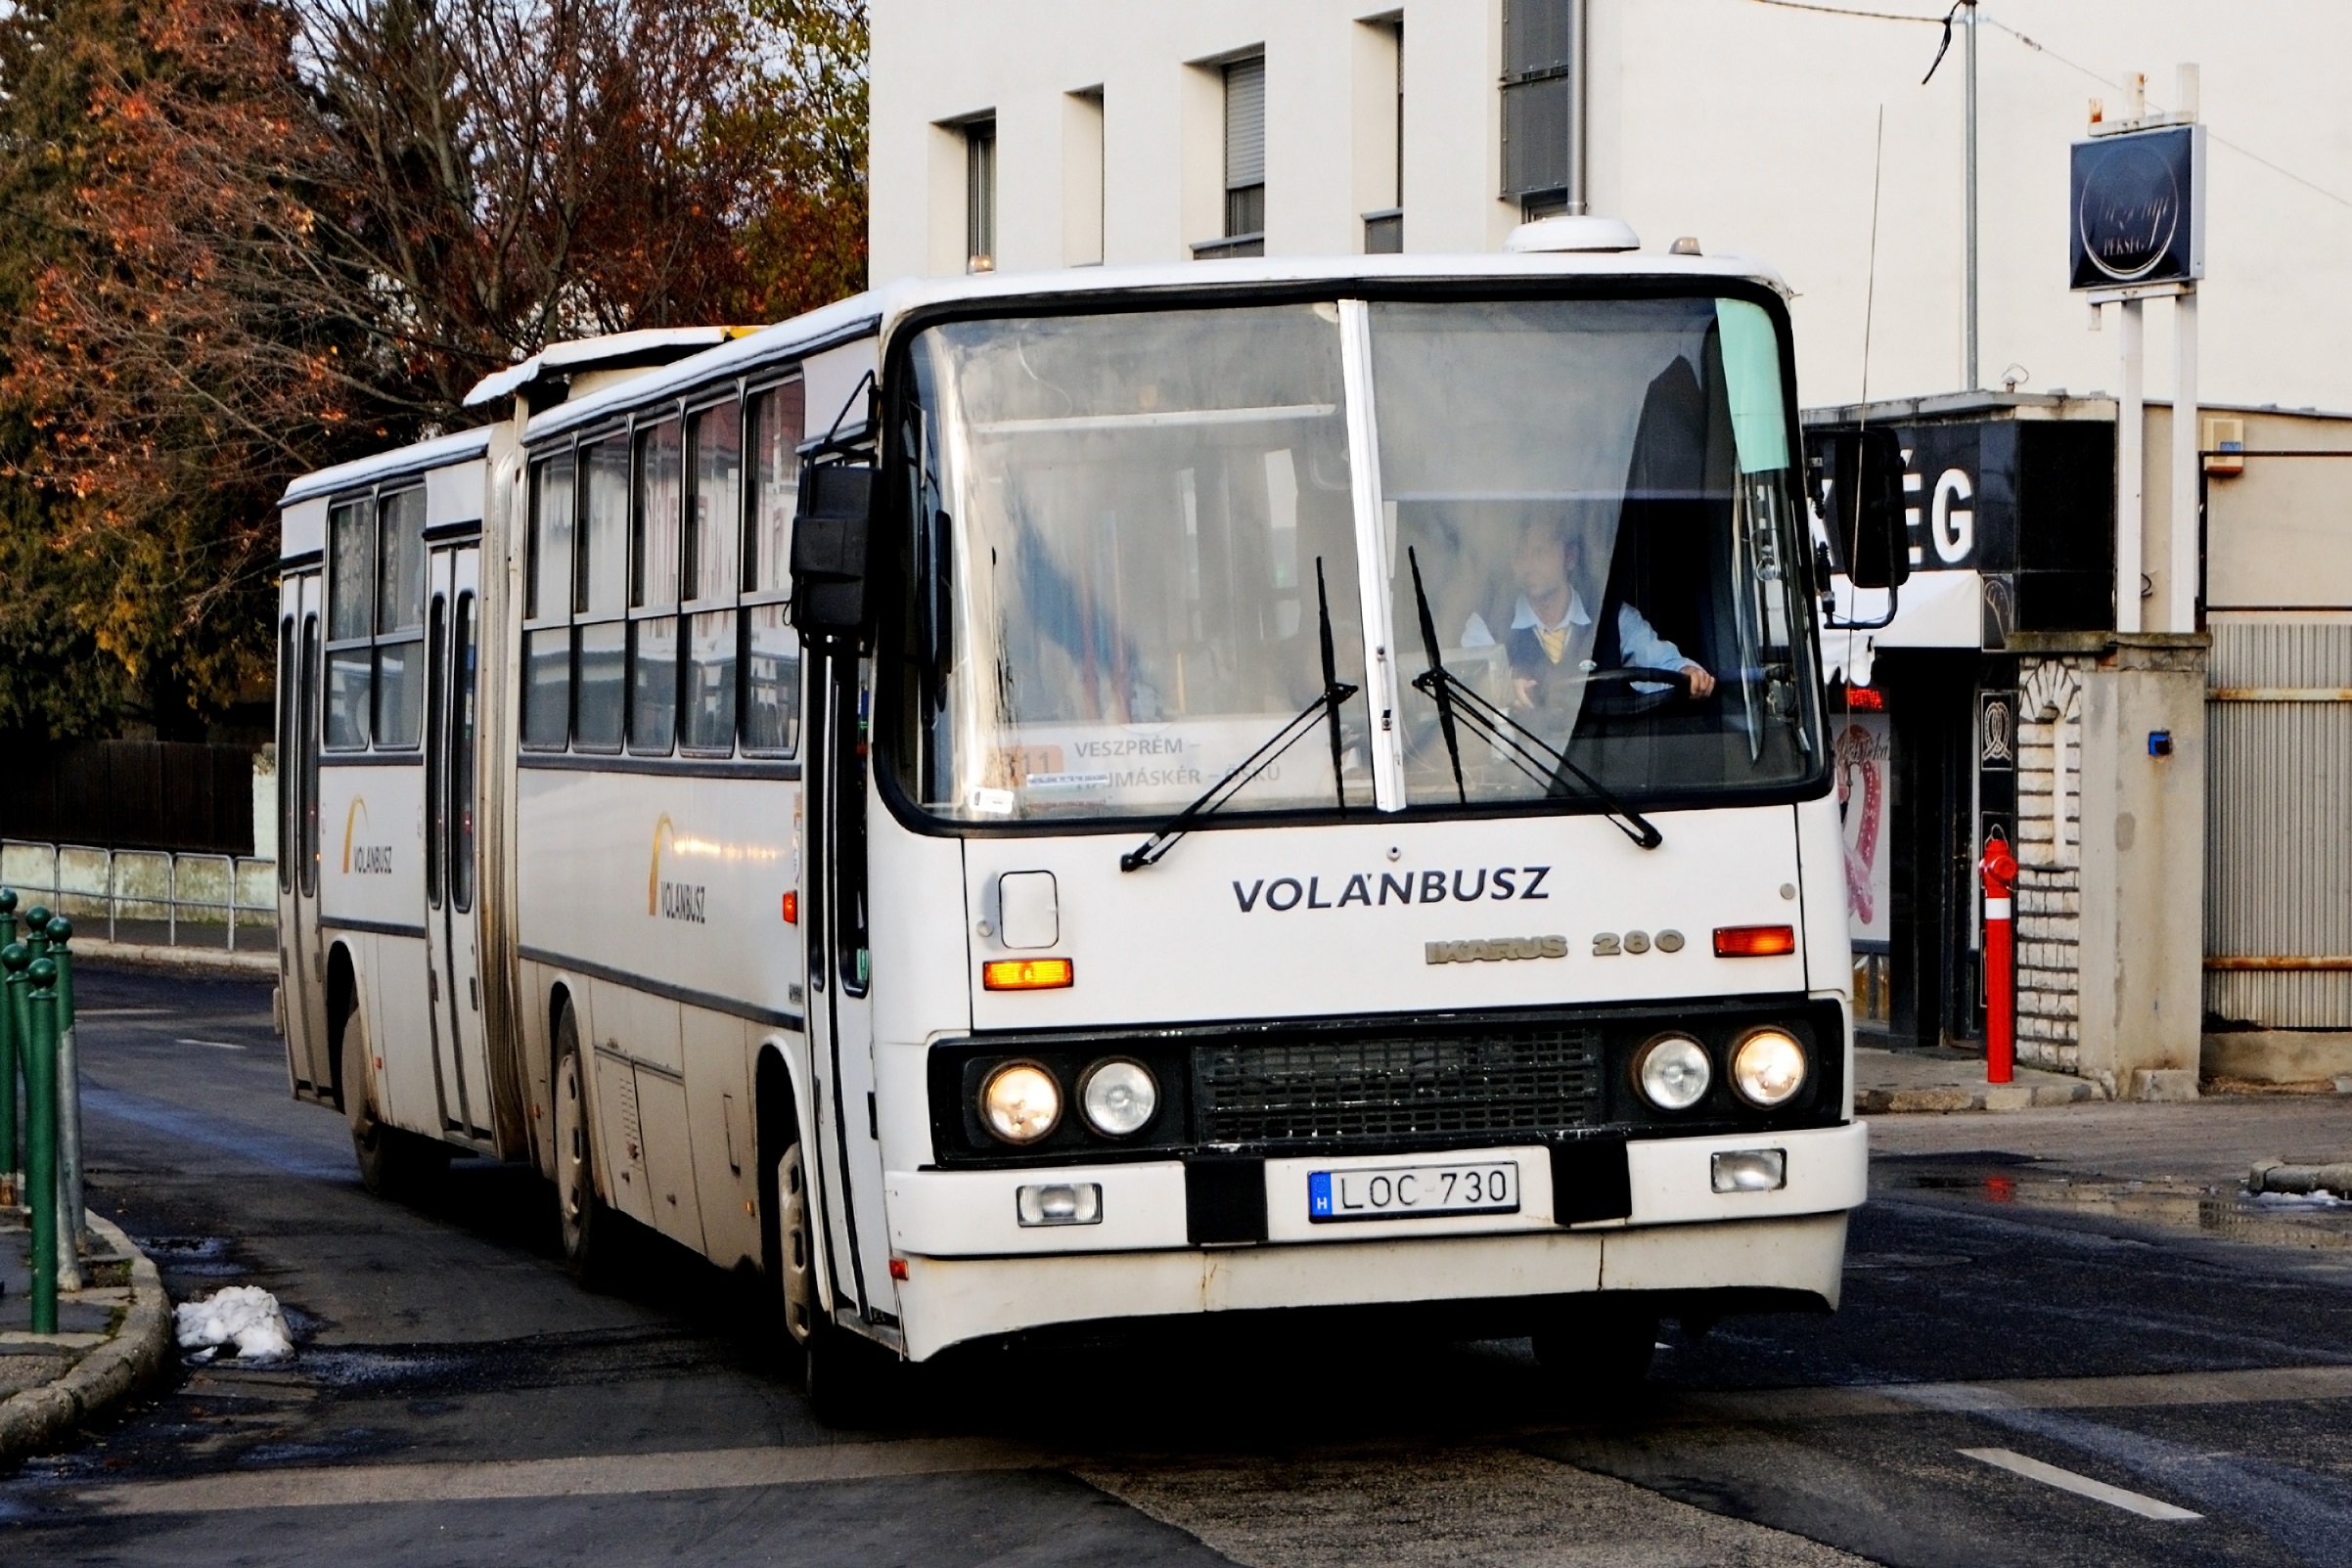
[174,1285,295,1364]
[2249,1187,2349,1208]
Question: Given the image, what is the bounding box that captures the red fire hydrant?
[1980,841,2018,1084]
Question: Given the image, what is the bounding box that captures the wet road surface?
[9,965,2352,1566]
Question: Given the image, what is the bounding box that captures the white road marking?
[175,1038,249,1052]
[1960,1447,2201,1521]
[76,1008,171,1017]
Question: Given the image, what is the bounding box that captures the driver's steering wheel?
[1580,666,1696,717]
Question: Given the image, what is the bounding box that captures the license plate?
[1307,1160,1519,1223]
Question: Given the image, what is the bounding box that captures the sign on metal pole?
[2069,123,2205,292]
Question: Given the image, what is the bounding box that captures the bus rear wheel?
[340,1007,446,1198]
[552,1005,617,1287]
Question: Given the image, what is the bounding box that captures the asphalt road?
[8,965,2352,1566]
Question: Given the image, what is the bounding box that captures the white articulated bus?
[276,241,1886,1409]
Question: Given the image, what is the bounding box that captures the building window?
[1501,0,1578,214]
[966,117,997,273]
[1365,19,1403,253]
[1212,55,1266,256]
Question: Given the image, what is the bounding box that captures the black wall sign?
[2069,124,2204,291]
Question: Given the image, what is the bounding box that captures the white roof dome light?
[1503,215,1642,254]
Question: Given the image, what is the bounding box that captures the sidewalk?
[0,1210,172,1468]
[1854,1045,2103,1114]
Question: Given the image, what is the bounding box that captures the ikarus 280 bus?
[274,233,1880,1413]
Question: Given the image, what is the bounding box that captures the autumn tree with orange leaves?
[0,0,866,738]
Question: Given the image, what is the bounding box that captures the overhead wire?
[1740,0,2352,214]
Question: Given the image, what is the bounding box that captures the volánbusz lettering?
[1233,867,1552,913]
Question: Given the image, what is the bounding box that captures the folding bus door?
[804,648,898,1331]
[425,544,496,1143]
[281,572,336,1098]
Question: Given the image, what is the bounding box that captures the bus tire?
[341,1004,447,1198]
[1533,1299,1658,1402]
[552,1003,617,1288]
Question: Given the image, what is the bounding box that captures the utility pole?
[1964,0,1978,389]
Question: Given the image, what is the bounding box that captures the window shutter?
[1224,57,1265,191]
[1500,0,1573,200]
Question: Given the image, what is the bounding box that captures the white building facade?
[870,1,2352,1091]
[871,0,2352,417]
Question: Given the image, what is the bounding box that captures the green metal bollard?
[46,918,83,1282]
[0,894,15,1203]
[23,906,50,964]
[0,942,24,1209]
[23,956,58,1334]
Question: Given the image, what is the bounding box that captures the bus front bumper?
[882,1119,1866,1361]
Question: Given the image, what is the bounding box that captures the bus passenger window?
[324,502,372,750]
[520,453,576,750]
[576,436,629,750]
[630,418,683,754]
[742,605,800,755]
[682,400,742,753]
[580,437,629,616]
[746,382,802,593]
[527,454,575,620]
[575,622,626,750]
[683,611,736,751]
[740,381,802,756]
[630,616,679,753]
[373,488,427,748]
[521,629,570,748]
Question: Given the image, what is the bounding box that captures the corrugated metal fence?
[2205,621,2352,1028]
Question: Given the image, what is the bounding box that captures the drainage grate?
[1192,1026,1604,1147]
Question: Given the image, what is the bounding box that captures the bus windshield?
[898,292,1819,826]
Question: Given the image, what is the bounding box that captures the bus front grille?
[1191,1026,1604,1146]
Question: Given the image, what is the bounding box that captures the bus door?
[424,544,495,1143]
[805,648,898,1331]
[280,572,336,1098]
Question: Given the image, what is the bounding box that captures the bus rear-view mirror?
[792,462,878,641]
[1827,427,1910,592]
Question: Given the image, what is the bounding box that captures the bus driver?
[1461,515,1718,713]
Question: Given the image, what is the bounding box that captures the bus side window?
[373,488,427,749]
[324,501,372,750]
[521,452,575,749]
[741,379,804,757]
[575,435,630,750]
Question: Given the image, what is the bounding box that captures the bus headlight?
[1078,1058,1158,1138]
[1635,1034,1711,1111]
[1731,1029,1808,1107]
[978,1062,1062,1144]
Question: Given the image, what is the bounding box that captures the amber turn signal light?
[983,958,1074,991]
[1713,924,1796,958]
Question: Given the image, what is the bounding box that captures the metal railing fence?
[0,839,278,952]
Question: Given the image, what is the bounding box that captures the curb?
[2248,1158,2352,1199]
[1858,1079,2103,1114]
[68,940,277,980]
[0,1213,173,1470]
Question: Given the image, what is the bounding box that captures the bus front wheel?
[552,1006,617,1287]
[341,1007,446,1198]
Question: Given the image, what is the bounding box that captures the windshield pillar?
[1338,298,1407,811]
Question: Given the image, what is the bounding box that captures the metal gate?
[2205,620,2352,1027]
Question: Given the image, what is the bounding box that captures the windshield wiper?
[1404,546,1663,851]
[1121,558,1358,873]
